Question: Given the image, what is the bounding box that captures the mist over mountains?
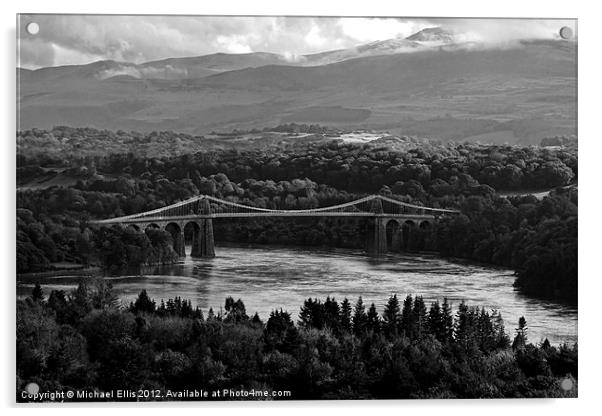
[17,27,576,144]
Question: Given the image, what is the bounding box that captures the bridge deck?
[94,212,438,225]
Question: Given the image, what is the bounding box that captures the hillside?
[17,33,576,144]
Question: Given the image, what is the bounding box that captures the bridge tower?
[190,197,216,258]
[366,197,387,256]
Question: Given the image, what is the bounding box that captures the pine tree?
[251,312,263,325]
[207,307,216,321]
[340,298,352,332]
[412,296,428,341]
[492,310,509,348]
[512,316,528,350]
[225,296,235,312]
[454,301,470,347]
[132,289,156,314]
[157,299,167,316]
[324,296,340,330]
[352,297,368,336]
[428,300,445,342]
[477,307,495,352]
[441,297,454,342]
[382,294,400,337]
[181,299,193,318]
[366,303,381,334]
[400,295,414,337]
[194,307,205,321]
[299,298,324,329]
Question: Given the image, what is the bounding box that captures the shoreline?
[17,266,102,280]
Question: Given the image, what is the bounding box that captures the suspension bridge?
[92,194,460,257]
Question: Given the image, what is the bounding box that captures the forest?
[17,127,578,303]
[17,283,577,401]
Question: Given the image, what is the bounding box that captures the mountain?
[17,28,576,145]
[17,27,460,83]
[406,27,455,43]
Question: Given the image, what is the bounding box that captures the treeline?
[436,187,578,302]
[18,129,577,193]
[17,208,178,274]
[80,140,577,192]
[213,122,336,136]
[17,284,577,401]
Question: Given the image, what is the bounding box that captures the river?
[17,244,577,344]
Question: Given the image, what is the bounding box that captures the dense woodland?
[17,283,577,401]
[17,127,578,303]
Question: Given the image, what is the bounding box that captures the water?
[17,244,577,344]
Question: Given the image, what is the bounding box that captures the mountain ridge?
[17,29,576,145]
[17,27,491,81]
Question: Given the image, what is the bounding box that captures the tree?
[130,290,156,314]
[299,298,325,329]
[411,296,428,341]
[352,297,367,335]
[441,298,454,342]
[454,301,478,351]
[224,297,248,323]
[91,280,119,309]
[31,283,43,303]
[400,295,414,337]
[366,303,381,334]
[324,296,341,331]
[427,300,447,343]
[340,298,352,332]
[512,316,528,350]
[68,281,92,321]
[251,312,263,326]
[492,310,510,348]
[265,309,298,353]
[382,294,400,337]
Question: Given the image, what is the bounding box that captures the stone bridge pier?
[367,217,387,256]
[190,198,215,258]
[190,218,215,258]
[365,198,435,256]
[366,198,387,256]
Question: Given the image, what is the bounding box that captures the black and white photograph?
[15,12,578,402]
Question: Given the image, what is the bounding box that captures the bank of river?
[17,244,577,344]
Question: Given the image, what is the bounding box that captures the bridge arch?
[401,220,416,249]
[165,222,185,257]
[183,221,199,257]
[385,219,402,252]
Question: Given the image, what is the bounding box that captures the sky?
[17,15,577,69]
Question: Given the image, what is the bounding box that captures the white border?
[3,1,599,415]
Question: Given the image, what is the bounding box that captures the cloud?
[337,18,429,42]
[17,15,577,69]
[215,35,253,54]
[438,18,577,46]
